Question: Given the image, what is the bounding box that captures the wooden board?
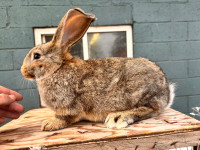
[0,108,200,149]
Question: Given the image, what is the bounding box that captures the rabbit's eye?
[34,53,41,59]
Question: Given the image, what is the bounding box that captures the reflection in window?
[43,35,83,59]
[87,32,127,59]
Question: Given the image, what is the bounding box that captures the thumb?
[0,94,16,105]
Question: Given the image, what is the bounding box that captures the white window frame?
[34,25,133,60]
[34,28,57,45]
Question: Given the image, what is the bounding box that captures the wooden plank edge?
[47,130,200,150]
[3,125,200,149]
[36,128,200,150]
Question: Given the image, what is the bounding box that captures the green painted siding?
[0,0,200,124]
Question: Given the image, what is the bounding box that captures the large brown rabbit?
[21,8,175,131]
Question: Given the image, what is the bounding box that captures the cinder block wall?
[0,0,199,122]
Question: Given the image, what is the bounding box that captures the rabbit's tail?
[165,83,176,109]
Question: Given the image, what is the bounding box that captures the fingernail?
[9,95,16,101]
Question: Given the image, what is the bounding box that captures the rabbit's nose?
[21,66,35,80]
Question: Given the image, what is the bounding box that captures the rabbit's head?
[21,8,96,80]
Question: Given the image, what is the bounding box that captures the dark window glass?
[44,35,83,59]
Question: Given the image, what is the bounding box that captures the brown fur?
[21,8,173,131]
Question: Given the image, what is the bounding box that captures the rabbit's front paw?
[105,112,134,129]
[41,118,67,131]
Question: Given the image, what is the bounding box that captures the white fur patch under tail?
[166,83,176,109]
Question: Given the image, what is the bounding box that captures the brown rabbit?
[21,8,175,131]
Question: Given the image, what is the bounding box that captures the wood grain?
[0,108,200,149]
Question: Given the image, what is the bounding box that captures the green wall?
[0,0,200,123]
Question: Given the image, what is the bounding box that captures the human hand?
[0,86,24,124]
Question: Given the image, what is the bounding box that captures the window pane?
[44,35,83,59]
[87,32,127,59]
[44,35,53,43]
[71,40,83,59]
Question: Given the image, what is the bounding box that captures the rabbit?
[21,8,175,131]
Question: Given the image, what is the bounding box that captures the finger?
[0,117,5,124]
[0,102,25,113]
[0,86,23,101]
[0,109,20,119]
[0,94,16,106]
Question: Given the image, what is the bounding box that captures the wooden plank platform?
[0,108,200,150]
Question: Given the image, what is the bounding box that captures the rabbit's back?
[82,57,167,93]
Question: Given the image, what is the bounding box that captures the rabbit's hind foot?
[105,112,134,129]
[105,107,154,129]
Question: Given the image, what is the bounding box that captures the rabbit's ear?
[52,8,96,51]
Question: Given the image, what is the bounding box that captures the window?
[34,25,133,60]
